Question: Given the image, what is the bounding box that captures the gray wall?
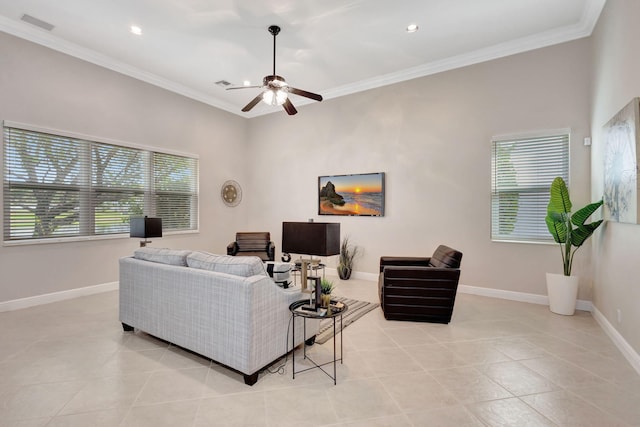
[590,0,640,354]
[0,32,249,302]
[246,39,593,298]
[1,30,595,306]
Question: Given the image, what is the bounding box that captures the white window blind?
[3,123,198,242]
[491,133,569,243]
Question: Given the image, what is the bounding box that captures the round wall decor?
[221,180,242,207]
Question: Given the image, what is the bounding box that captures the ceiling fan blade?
[283,98,298,115]
[242,94,263,112]
[288,87,323,102]
[226,85,263,90]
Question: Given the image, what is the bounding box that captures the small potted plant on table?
[320,278,335,308]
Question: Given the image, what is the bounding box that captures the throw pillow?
[134,247,191,266]
[187,251,267,277]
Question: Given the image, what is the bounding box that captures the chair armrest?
[379,256,431,272]
[267,241,276,261]
[227,242,238,256]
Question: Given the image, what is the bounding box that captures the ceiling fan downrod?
[268,25,280,76]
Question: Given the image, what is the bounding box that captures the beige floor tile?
[443,340,514,365]
[556,351,640,383]
[405,405,485,427]
[477,361,560,396]
[0,418,50,427]
[121,332,171,352]
[343,327,398,352]
[99,348,167,376]
[521,390,628,426]
[120,399,200,427]
[159,346,212,370]
[570,383,640,425]
[196,392,267,427]
[358,347,424,376]
[378,371,458,411]
[524,334,589,357]
[134,367,208,405]
[521,355,608,389]
[265,384,336,426]
[326,378,401,422]
[489,337,551,360]
[383,325,438,346]
[0,380,85,422]
[204,363,266,395]
[58,372,150,415]
[429,366,514,404]
[340,414,413,426]
[466,397,556,426]
[47,407,129,427]
[1,281,639,426]
[408,343,470,370]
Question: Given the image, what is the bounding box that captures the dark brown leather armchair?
[227,232,275,261]
[379,245,463,324]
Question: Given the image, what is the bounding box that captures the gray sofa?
[119,248,318,385]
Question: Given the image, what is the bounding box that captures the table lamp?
[130,216,162,247]
[282,221,340,310]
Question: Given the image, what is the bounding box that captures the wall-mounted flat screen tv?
[318,172,385,216]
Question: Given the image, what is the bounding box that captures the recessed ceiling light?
[130,25,142,35]
[406,23,419,33]
[243,80,251,86]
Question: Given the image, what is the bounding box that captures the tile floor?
[1,277,639,426]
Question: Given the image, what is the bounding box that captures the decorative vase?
[337,265,352,280]
[321,294,331,308]
[546,273,579,315]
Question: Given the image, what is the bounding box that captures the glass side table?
[289,299,348,385]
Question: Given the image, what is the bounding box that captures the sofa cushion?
[187,251,267,277]
[134,247,191,266]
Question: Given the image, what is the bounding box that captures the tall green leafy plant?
[545,177,604,276]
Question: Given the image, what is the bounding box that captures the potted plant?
[545,177,603,315]
[320,278,334,308]
[337,237,359,280]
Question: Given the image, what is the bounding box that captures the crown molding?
[0,0,606,119]
[0,15,240,116]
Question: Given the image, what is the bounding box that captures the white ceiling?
[0,0,606,118]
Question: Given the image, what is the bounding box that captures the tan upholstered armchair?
[379,245,463,324]
[227,232,275,262]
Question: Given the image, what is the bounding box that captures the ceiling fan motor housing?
[268,25,281,36]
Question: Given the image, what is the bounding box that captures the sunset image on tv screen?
[318,172,384,216]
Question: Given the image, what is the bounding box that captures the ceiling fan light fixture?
[262,89,288,106]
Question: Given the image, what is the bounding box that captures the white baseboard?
[591,307,640,375]
[0,281,119,312]
[457,284,593,312]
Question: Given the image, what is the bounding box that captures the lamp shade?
[282,222,340,256]
[130,217,162,239]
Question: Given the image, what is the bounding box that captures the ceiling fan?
[227,25,323,115]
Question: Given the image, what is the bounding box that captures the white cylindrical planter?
[546,273,579,315]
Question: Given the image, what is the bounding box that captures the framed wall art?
[603,97,640,223]
[318,172,385,216]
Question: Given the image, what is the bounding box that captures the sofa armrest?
[227,241,238,256]
[379,256,431,272]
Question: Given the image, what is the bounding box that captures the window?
[491,132,569,243]
[3,122,198,243]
